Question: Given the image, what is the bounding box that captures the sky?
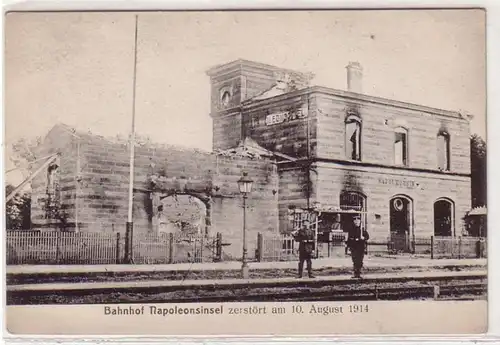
[4,10,486,184]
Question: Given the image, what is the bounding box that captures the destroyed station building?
[31,59,473,258]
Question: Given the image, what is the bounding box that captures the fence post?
[328,233,331,258]
[116,232,121,264]
[200,234,204,263]
[215,232,222,262]
[56,231,61,264]
[124,226,130,263]
[411,233,416,254]
[430,236,434,259]
[256,233,263,262]
[458,236,462,260]
[168,232,174,264]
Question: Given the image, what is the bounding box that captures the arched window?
[340,191,366,211]
[437,131,450,171]
[345,116,361,161]
[340,191,367,230]
[394,127,408,166]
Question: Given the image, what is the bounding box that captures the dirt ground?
[7,278,486,305]
[6,264,485,285]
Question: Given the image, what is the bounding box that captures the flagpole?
[126,14,139,264]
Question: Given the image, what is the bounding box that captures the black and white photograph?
[3,9,488,335]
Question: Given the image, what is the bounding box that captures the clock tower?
[206,59,313,151]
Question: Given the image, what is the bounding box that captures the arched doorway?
[389,195,413,235]
[153,192,211,236]
[434,198,454,237]
[389,195,413,252]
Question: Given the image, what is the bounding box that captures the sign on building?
[265,108,307,126]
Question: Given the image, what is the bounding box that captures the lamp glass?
[237,175,254,194]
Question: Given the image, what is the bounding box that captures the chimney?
[346,62,363,94]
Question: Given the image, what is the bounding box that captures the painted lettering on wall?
[265,108,307,126]
[378,177,417,189]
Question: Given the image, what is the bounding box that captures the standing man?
[346,214,370,279]
[294,218,315,278]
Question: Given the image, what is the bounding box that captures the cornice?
[209,106,242,118]
[309,86,467,120]
[240,86,469,121]
[277,157,471,179]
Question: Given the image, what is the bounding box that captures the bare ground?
[7,278,486,305]
[6,264,485,285]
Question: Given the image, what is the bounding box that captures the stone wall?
[315,162,471,240]
[208,60,313,152]
[314,92,471,175]
[31,125,280,259]
[31,126,79,230]
[277,165,309,233]
[212,112,243,151]
[243,93,317,158]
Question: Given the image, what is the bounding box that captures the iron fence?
[256,231,348,262]
[132,232,222,264]
[256,233,298,262]
[431,236,486,259]
[6,230,223,265]
[255,232,487,262]
[6,229,486,265]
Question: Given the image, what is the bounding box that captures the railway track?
[158,282,487,303]
[7,271,487,305]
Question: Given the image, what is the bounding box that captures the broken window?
[437,132,450,171]
[394,127,408,166]
[46,163,59,195]
[345,118,361,161]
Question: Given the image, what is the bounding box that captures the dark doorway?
[434,199,453,237]
[390,197,411,235]
[389,196,413,252]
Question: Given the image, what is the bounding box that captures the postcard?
[3,9,487,336]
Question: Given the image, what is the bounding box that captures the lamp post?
[237,172,253,279]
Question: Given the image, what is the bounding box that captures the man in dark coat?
[294,218,316,278]
[346,214,370,279]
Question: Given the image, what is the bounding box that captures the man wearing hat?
[346,214,370,279]
[294,218,316,278]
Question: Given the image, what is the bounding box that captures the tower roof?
[206,59,315,81]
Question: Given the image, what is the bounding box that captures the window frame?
[436,131,451,171]
[433,197,455,237]
[339,190,368,230]
[393,126,409,167]
[345,114,362,161]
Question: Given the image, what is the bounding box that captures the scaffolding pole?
[6,153,59,204]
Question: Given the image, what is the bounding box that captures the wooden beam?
[6,153,59,204]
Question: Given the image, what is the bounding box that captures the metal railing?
[6,229,486,265]
[255,232,487,262]
[6,230,223,265]
[132,232,222,264]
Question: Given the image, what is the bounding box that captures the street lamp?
[237,172,253,279]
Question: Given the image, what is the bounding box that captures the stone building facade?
[30,59,472,259]
[206,59,472,241]
[30,124,279,259]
